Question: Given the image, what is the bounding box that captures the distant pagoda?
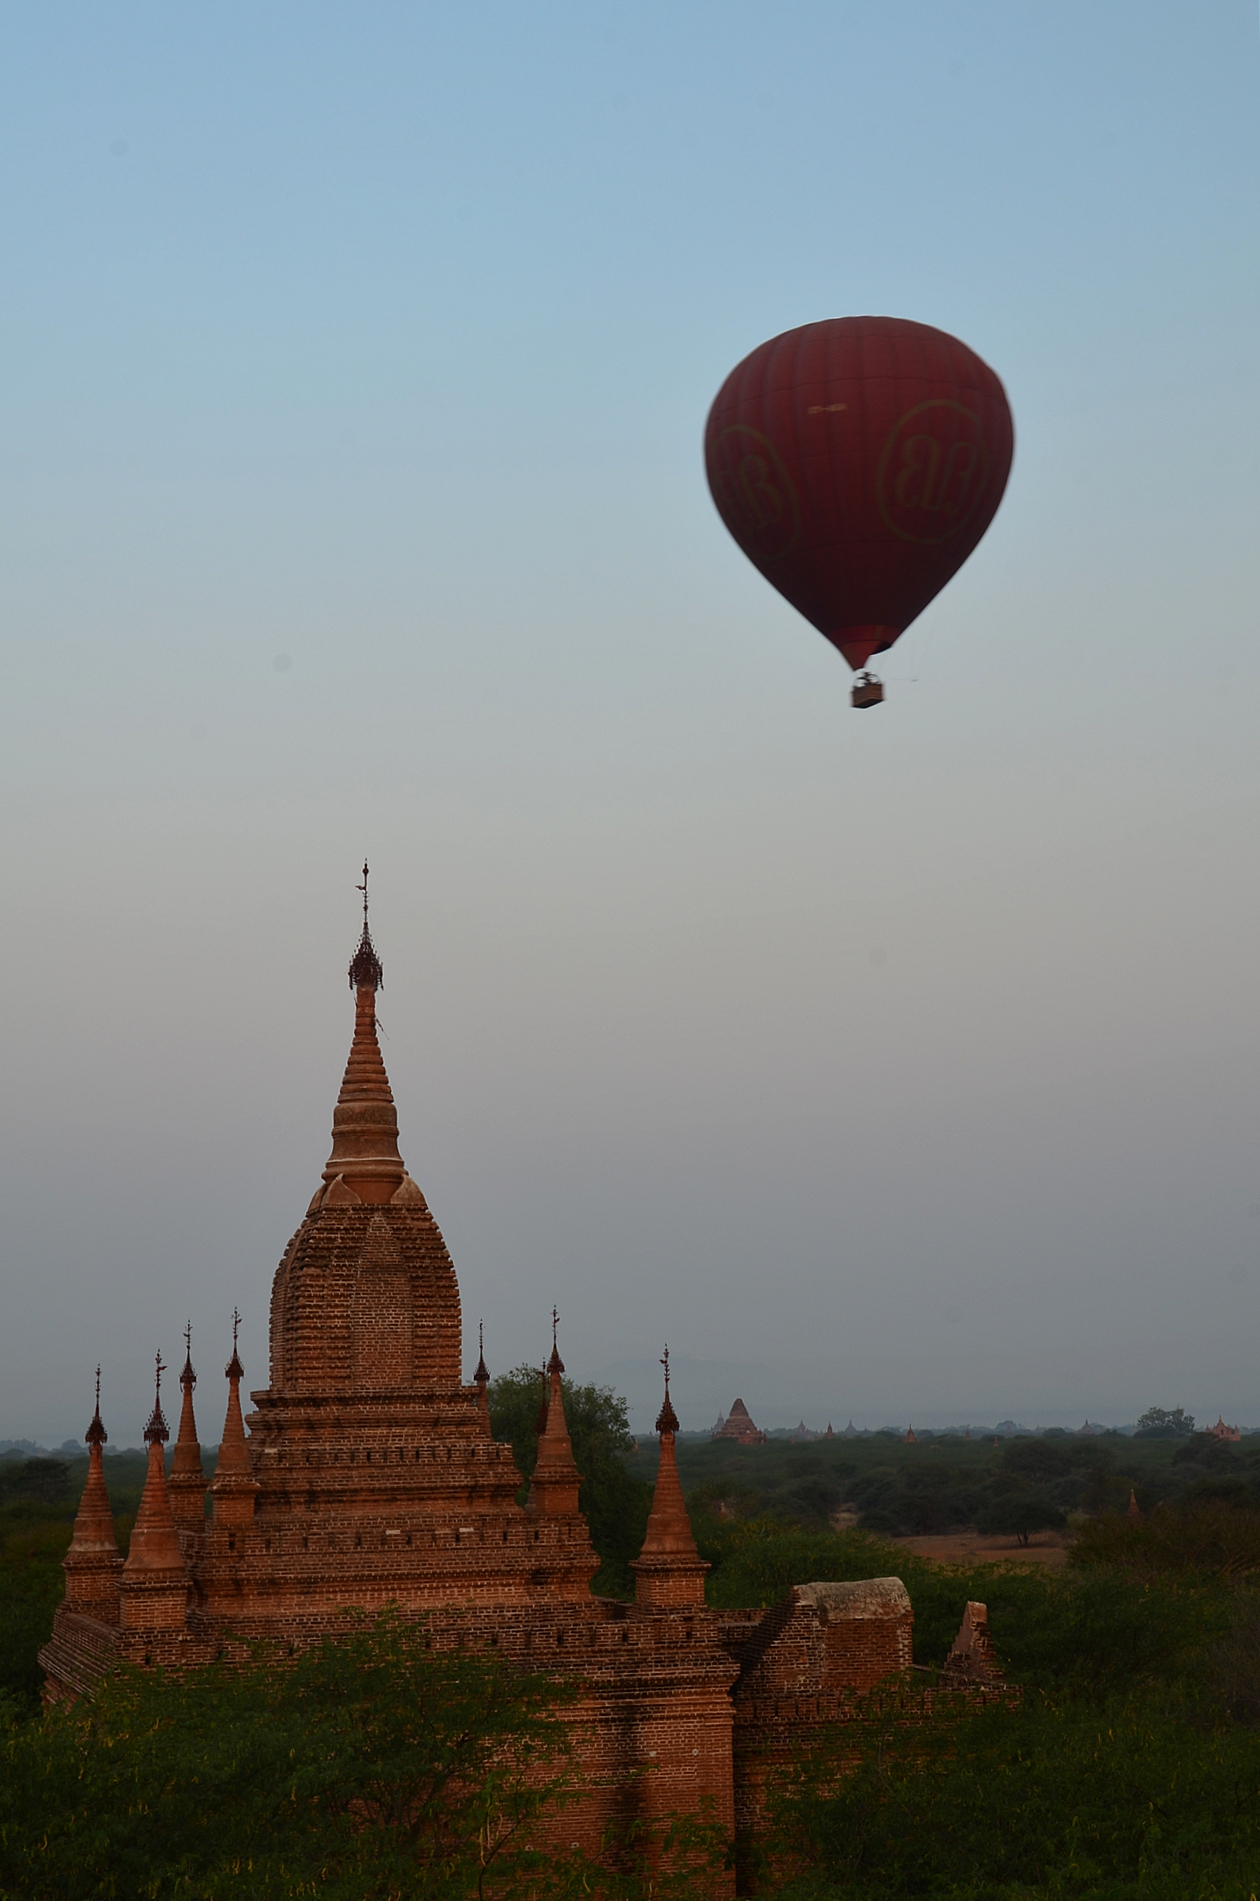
[712,1397,766,1445]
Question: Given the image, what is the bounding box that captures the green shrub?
[0,1611,726,1901]
[1073,1499,1260,1581]
[0,1512,73,1708]
[770,1682,1260,1900]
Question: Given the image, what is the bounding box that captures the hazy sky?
[2,3,1259,1443]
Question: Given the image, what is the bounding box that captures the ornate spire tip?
[547,1305,564,1377]
[225,1308,244,1382]
[86,1364,107,1447]
[144,1351,170,1445]
[655,1342,679,1434]
[348,860,384,991]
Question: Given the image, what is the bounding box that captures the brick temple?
[41,899,997,1889]
[712,1397,766,1445]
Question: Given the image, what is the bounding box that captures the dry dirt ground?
[891,1530,1070,1568]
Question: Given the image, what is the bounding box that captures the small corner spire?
[632,1345,706,1605]
[144,1351,170,1445]
[474,1318,489,1387]
[86,1364,107,1447]
[226,1308,244,1382]
[656,1343,680,1435]
[181,1320,196,1389]
[548,1305,564,1377]
[348,860,384,992]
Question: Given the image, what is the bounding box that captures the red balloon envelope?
[704,316,1014,672]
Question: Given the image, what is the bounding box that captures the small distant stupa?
[712,1398,766,1445]
[904,1425,917,1444]
[1207,1416,1241,1442]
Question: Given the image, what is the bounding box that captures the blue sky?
[2,3,1259,1439]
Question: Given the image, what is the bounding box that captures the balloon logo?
[705,317,1014,705]
[876,401,988,544]
[709,426,801,562]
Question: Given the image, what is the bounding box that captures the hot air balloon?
[704,317,1013,707]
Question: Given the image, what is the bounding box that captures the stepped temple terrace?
[41,892,1005,1890]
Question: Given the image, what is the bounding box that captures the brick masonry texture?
[42,940,1007,1893]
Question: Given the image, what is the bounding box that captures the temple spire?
[526,1311,582,1518]
[62,1368,123,1624]
[522,1313,598,1598]
[631,1345,708,1608]
[473,1321,490,1425]
[121,1354,189,1630]
[169,1322,207,1530]
[348,860,384,991]
[320,866,405,1205]
[212,1311,258,1526]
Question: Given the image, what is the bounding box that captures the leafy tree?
[488,1367,650,1597]
[0,1458,73,1507]
[0,1515,73,1707]
[1000,1435,1074,1482]
[697,1519,920,1613]
[1135,1405,1196,1437]
[767,1679,1260,1900]
[1072,1495,1260,1580]
[974,1490,1067,1547]
[846,1460,986,1537]
[1208,1590,1260,1725]
[0,1613,727,1900]
[687,1478,764,1523]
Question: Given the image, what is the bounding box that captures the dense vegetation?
[4,1425,1260,1896]
[658,1429,1260,1896]
[625,1422,1260,1541]
[0,1611,720,1900]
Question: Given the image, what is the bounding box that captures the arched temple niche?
[351,1213,412,1388]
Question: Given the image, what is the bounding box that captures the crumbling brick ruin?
[41,899,1005,1893]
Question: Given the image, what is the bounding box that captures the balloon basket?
[851,672,884,710]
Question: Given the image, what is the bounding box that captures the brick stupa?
[712,1397,766,1444]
